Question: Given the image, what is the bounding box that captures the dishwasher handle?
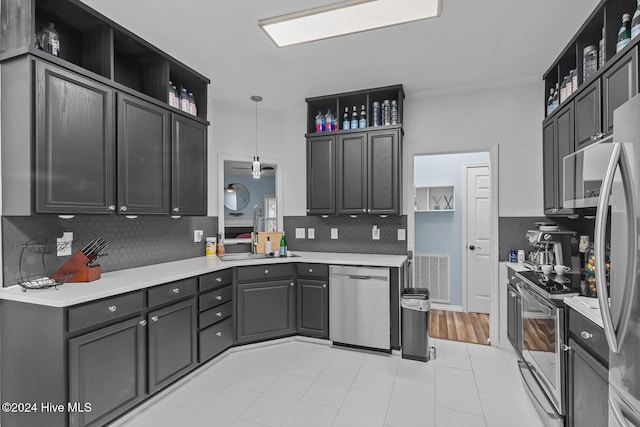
[331,273,387,281]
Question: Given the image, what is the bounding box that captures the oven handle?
[594,142,637,354]
[517,360,562,420]
[516,282,555,310]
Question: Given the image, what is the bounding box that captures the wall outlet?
[397,228,406,241]
[331,228,339,239]
[295,228,306,239]
[372,226,380,240]
[194,230,203,243]
[307,228,315,239]
[57,238,72,256]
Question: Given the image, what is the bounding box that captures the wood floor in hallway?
[429,309,490,345]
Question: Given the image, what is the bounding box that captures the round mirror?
[224,183,250,212]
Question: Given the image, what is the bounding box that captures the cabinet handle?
[580,331,593,340]
[139,320,147,326]
[216,332,222,337]
[216,277,222,282]
[173,207,180,212]
[108,305,117,312]
[363,209,366,213]
[265,269,269,274]
[561,344,571,352]
[509,291,517,298]
[590,132,605,141]
[172,288,180,294]
[323,284,327,288]
[151,316,159,322]
[216,312,222,317]
[120,205,128,212]
[308,268,313,273]
[291,282,295,287]
[108,205,116,211]
[216,295,223,301]
[368,208,371,213]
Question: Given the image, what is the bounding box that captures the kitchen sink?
[217,252,300,261]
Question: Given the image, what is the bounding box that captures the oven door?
[518,282,566,416]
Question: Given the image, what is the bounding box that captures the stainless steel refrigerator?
[593,93,640,426]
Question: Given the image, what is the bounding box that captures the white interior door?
[466,165,491,314]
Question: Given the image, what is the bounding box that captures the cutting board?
[256,232,282,254]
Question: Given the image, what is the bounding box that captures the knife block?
[52,251,101,283]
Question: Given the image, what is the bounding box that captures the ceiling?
[80,0,600,113]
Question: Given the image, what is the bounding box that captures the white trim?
[217,152,284,237]
[461,162,490,313]
[430,303,463,312]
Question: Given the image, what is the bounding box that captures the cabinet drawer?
[569,309,608,365]
[148,277,197,307]
[199,285,232,311]
[296,263,328,279]
[237,263,293,283]
[199,317,233,362]
[199,301,232,329]
[68,291,144,332]
[199,269,233,291]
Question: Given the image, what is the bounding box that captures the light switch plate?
[331,228,339,239]
[372,226,380,240]
[57,238,72,256]
[308,228,315,239]
[398,228,406,241]
[194,230,203,243]
[295,228,306,239]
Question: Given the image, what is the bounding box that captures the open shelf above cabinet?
[0,0,209,121]
[414,186,455,212]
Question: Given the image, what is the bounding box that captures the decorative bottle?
[342,107,350,130]
[617,13,632,53]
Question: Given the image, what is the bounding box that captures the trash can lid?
[401,287,429,300]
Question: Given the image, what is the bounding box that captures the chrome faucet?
[252,204,263,254]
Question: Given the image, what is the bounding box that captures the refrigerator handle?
[609,395,640,426]
[594,142,638,354]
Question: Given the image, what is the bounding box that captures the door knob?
[469,245,476,250]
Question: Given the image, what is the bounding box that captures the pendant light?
[250,95,263,179]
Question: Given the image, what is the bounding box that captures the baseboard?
[430,303,463,312]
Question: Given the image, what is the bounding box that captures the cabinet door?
[297,279,329,338]
[69,317,146,427]
[575,80,601,150]
[567,339,608,427]
[172,115,207,215]
[542,119,557,213]
[306,135,336,215]
[603,47,638,136]
[148,299,197,394]
[556,104,574,213]
[337,133,368,214]
[368,129,400,214]
[507,284,521,355]
[35,61,115,214]
[236,280,296,344]
[117,93,170,214]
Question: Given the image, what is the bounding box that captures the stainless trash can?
[401,288,433,362]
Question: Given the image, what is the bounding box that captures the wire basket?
[15,237,74,292]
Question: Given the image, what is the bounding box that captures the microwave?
[563,135,616,209]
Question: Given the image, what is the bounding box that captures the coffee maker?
[524,230,581,272]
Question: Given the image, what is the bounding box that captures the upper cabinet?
[0,0,210,216]
[306,85,404,216]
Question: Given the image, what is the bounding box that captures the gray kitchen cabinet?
[236,280,296,344]
[147,298,197,394]
[602,46,638,137]
[198,269,234,362]
[117,92,170,215]
[35,59,116,214]
[506,268,522,355]
[306,134,336,215]
[171,114,208,216]
[297,279,329,339]
[336,128,402,215]
[542,102,574,215]
[575,80,602,150]
[69,317,147,427]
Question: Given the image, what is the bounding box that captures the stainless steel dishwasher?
[329,265,390,351]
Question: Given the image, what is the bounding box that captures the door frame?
[408,145,499,345]
[461,162,491,314]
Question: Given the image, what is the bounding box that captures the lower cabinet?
[507,281,522,355]
[236,280,296,344]
[69,316,146,427]
[297,279,329,339]
[147,299,197,394]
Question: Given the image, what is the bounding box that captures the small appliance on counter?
[524,228,580,273]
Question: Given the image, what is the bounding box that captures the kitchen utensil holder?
[16,237,76,291]
[52,250,101,283]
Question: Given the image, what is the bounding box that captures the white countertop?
[504,262,530,272]
[0,251,407,308]
[564,296,604,328]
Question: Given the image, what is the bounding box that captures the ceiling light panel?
[259,0,441,47]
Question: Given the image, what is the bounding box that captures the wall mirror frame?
[217,153,283,239]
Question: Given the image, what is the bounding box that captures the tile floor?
[111,338,545,427]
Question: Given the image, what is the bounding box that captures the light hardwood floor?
[429,309,490,345]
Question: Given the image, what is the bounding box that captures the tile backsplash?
[284,215,407,255]
[2,215,217,286]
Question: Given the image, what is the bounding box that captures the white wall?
[212,81,545,218]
